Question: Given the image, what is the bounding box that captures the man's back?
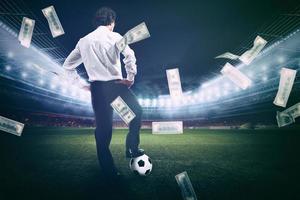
[63,25,136,84]
[78,26,123,81]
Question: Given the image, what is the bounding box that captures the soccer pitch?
[0,127,299,200]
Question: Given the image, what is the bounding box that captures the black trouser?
[90,80,142,174]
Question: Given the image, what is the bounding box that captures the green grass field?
[0,127,299,200]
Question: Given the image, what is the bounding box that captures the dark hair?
[93,7,116,27]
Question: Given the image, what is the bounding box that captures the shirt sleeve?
[62,41,89,87]
[121,45,137,81]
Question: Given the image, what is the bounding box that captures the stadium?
[0,0,300,199]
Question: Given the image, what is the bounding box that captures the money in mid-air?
[152,121,183,134]
[0,115,25,136]
[276,102,300,127]
[111,96,136,125]
[42,5,65,38]
[18,17,35,48]
[239,35,267,65]
[215,52,240,60]
[273,67,296,108]
[166,68,183,99]
[175,171,198,200]
[215,36,267,65]
[116,22,150,52]
[221,63,252,90]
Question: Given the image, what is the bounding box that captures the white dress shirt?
[62,26,137,87]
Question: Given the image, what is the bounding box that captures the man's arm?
[122,45,137,82]
[62,42,89,89]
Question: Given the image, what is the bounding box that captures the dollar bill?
[18,17,35,48]
[152,121,183,134]
[273,68,296,107]
[42,5,65,38]
[116,22,150,52]
[111,96,136,125]
[286,103,300,119]
[166,68,183,99]
[215,52,240,60]
[276,102,300,127]
[287,103,300,119]
[0,116,24,136]
[215,36,266,65]
[221,63,252,90]
[239,36,267,65]
[276,112,294,127]
[175,171,198,200]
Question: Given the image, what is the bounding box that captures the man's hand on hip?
[115,79,134,88]
[81,85,91,92]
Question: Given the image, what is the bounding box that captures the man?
[62,7,145,179]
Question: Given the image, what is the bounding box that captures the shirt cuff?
[126,73,135,82]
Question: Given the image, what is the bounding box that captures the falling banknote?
[152,121,183,134]
[166,68,183,99]
[116,22,150,52]
[111,96,136,125]
[221,63,252,90]
[42,5,65,38]
[215,52,240,60]
[175,171,198,200]
[276,102,300,127]
[273,68,297,107]
[215,36,267,65]
[18,17,35,48]
[0,115,24,136]
[239,35,267,65]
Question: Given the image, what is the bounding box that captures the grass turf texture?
[0,127,299,200]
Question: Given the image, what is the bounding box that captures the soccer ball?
[129,154,153,176]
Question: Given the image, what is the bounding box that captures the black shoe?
[125,148,145,158]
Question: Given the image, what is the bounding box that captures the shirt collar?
[97,26,110,32]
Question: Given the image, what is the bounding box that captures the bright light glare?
[5,65,11,71]
[144,99,150,107]
[7,51,14,58]
[38,79,45,86]
[21,72,27,78]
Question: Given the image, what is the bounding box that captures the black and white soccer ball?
[129,154,153,176]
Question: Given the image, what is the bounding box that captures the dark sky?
[22,0,300,96]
